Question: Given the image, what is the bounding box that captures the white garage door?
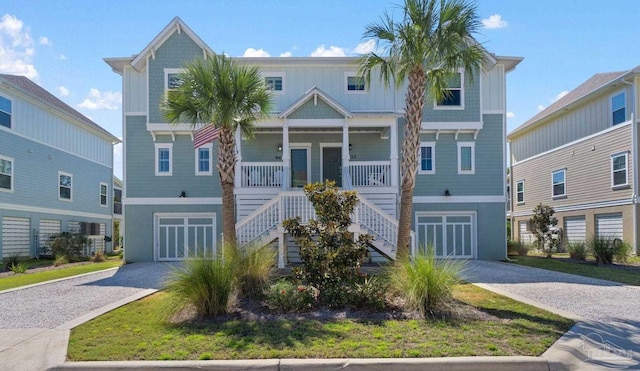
[564,216,586,243]
[2,217,31,258]
[596,213,623,239]
[39,219,61,256]
[416,213,476,258]
[155,213,216,261]
[519,220,535,244]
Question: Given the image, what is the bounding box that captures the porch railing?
[240,162,284,188]
[349,161,391,187]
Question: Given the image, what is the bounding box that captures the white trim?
[154,212,217,262]
[512,198,633,217]
[195,144,213,176]
[261,72,285,94]
[124,197,223,205]
[99,182,108,207]
[516,179,525,205]
[420,121,482,140]
[344,72,367,94]
[434,69,464,110]
[164,68,184,94]
[0,154,14,193]
[552,168,566,198]
[286,119,345,128]
[413,195,505,203]
[154,143,173,176]
[290,143,312,187]
[610,151,629,188]
[58,171,73,202]
[319,143,342,182]
[418,141,435,174]
[124,111,147,116]
[0,202,112,220]
[457,141,475,174]
[414,210,477,259]
[512,120,632,166]
[609,90,626,126]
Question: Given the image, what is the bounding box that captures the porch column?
[390,122,399,187]
[342,121,350,188]
[234,127,243,188]
[282,120,290,190]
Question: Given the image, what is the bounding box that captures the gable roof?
[279,86,352,119]
[0,74,119,142]
[509,69,632,138]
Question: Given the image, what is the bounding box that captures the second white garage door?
[154,213,216,261]
[563,216,586,243]
[595,213,623,240]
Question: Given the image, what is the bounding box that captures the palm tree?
[163,54,272,246]
[359,0,485,261]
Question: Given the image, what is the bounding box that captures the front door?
[322,147,342,187]
[291,148,309,188]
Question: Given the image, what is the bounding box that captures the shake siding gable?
[287,99,344,120]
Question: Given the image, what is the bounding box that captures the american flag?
[193,125,220,149]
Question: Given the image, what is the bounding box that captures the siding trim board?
[512,198,633,217]
[413,196,505,203]
[0,202,112,220]
[125,197,223,205]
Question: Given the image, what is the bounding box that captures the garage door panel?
[417,213,475,259]
[38,219,61,256]
[519,221,535,244]
[596,214,623,240]
[2,217,31,258]
[564,217,586,243]
[156,213,216,261]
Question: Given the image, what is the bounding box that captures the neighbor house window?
[195,144,213,175]
[552,169,566,197]
[457,142,475,174]
[611,92,626,125]
[113,188,122,215]
[346,75,365,92]
[611,152,628,187]
[0,95,11,128]
[516,180,524,204]
[59,171,72,201]
[155,143,173,176]
[100,182,108,207]
[419,142,435,174]
[436,71,463,108]
[0,155,13,191]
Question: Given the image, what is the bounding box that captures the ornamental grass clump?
[387,249,465,316]
[225,242,277,298]
[588,235,630,265]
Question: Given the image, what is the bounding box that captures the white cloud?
[279,51,292,57]
[506,112,515,118]
[58,86,70,97]
[242,48,270,57]
[0,14,38,79]
[59,54,67,60]
[354,40,375,54]
[537,104,546,111]
[38,36,51,45]
[78,88,121,110]
[554,90,569,101]
[311,45,346,57]
[482,14,508,29]
[113,141,123,179]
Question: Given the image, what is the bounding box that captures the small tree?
[282,181,371,307]
[529,204,558,256]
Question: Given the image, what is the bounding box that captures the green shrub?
[92,251,105,262]
[588,236,630,265]
[9,261,29,274]
[613,239,631,263]
[266,279,316,312]
[162,254,236,319]
[387,249,464,316]
[54,254,69,266]
[225,243,276,298]
[566,241,586,261]
[509,240,531,256]
[349,275,388,310]
[3,255,19,271]
[49,232,88,258]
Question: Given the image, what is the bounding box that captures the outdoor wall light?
[444,189,451,196]
[349,143,353,151]
[277,144,282,152]
[180,191,186,198]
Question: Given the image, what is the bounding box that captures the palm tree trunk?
[396,67,426,262]
[217,127,237,246]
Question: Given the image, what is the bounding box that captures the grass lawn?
[67,283,573,361]
[0,258,122,291]
[507,255,640,286]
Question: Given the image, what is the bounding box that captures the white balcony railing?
[348,161,391,187]
[240,162,284,188]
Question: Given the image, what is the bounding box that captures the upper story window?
[195,144,213,175]
[457,141,475,174]
[165,68,183,93]
[435,71,464,109]
[155,143,173,176]
[265,76,284,93]
[0,95,11,129]
[418,142,435,174]
[516,180,524,204]
[611,92,626,125]
[611,152,628,188]
[0,155,13,192]
[113,187,122,215]
[552,169,566,198]
[346,74,366,93]
[59,171,73,201]
[100,182,108,207]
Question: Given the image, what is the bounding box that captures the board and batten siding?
[512,123,633,214]
[481,64,505,112]
[123,66,147,114]
[511,85,632,162]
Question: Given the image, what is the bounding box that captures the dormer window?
[435,70,464,109]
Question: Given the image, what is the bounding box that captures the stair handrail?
[235,194,281,247]
[354,194,398,246]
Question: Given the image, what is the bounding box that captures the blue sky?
[3,0,640,178]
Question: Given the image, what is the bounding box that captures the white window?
[418,142,435,174]
[457,142,475,174]
[611,152,628,187]
[552,169,566,197]
[0,155,13,192]
[264,73,285,93]
[99,182,108,207]
[611,91,626,126]
[195,144,213,175]
[155,143,173,176]
[59,171,72,201]
[0,95,11,129]
[164,68,183,93]
[435,70,464,109]
[345,73,366,93]
[113,187,122,215]
[516,180,524,204]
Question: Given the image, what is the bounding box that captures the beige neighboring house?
[508,66,639,253]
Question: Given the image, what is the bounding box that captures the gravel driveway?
[0,262,175,329]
